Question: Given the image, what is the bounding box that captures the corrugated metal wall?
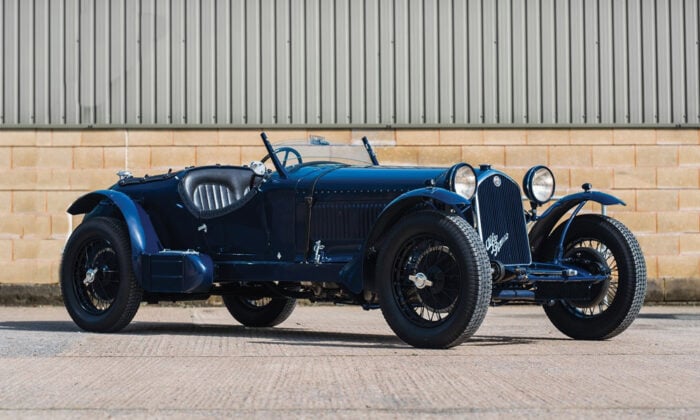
[1,0,699,128]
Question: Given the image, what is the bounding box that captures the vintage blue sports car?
[61,132,646,348]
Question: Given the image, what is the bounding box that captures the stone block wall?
[0,128,698,301]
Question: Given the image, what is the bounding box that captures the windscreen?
[269,139,376,167]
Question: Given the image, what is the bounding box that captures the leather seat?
[178,166,259,219]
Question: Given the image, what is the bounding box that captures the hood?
[310,165,450,194]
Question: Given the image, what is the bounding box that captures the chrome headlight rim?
[449,163,477,200]
[523,165,556,205]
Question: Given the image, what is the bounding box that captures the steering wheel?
[261,146,303,168]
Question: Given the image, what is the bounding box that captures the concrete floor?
[0,304,698,418]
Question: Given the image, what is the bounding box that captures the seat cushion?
[178,166,258,219]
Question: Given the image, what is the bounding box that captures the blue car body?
[67,133,622,307]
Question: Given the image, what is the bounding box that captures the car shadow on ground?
[0,319,568,349]
[132,321,408,348]
[125,322,572,348]
[248,334,568,349]
[0,320,80,333]
[637,313,700,320]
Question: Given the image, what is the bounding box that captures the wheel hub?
[565,246,611,308]
[83,267,99,286]
[408,272,433,289]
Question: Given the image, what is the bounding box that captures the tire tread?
[598,216,647,339]
[443,214,492,347]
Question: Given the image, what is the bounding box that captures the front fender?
[349,188,471,295]
[366,187,471,249]
[529,191,625,254]
[68,190,162,280]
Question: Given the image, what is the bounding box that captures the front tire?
[542,215,646,340]
[376,211,491,349]
[60,217,143,332]
[222,295,296,327]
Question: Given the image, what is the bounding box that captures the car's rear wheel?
[60,217,143,332]
[376,211,491,348]
[222,295,296,327]
[542,215,646,340]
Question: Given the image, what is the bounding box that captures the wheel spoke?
[73,239,121,315]
[563,238,623,317]
[391,233,462,327]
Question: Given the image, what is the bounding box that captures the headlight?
[450,164,477,199]
[523,165,555,205]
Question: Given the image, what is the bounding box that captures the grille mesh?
[475,174,531,265]
[311,201,385,241]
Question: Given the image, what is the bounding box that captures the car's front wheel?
[222,295,296,327]
[542,214,646,340]
[376,211,491,348]
[60,217,143,332]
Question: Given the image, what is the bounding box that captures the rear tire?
[542,215,646,340]
[376,211,491,348]
[222,295,296,327]
[60,217,143,332]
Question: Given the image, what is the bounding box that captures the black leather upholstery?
[178,166,259,219]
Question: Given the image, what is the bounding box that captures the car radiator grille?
[474,174,531,265]
[311,201,386,241]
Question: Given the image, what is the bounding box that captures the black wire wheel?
[391,240,460,326]
[222,295,296,327]
[60,217,143,332]
[542,214,647,340]
[377,211,491,349]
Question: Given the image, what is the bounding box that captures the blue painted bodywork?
[528,190,626,256]
[365,187,471,250]
[68,162,456,295]
[141,251,214,293]
[66,136,627,304]
[68,189,214,292]
[68,189,160,258]
[540,191,625,219]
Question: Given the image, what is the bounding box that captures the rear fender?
[529,191,625,258]
[350,188,472,295]
[68,190,162,283]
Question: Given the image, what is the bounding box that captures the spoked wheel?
[543,215,646,340]
[564,243,615,316]
[73,238,120,313]
[391,238,461,326]
[222,295,296,327]
[60,217,143,332]
[377,211,491,349]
